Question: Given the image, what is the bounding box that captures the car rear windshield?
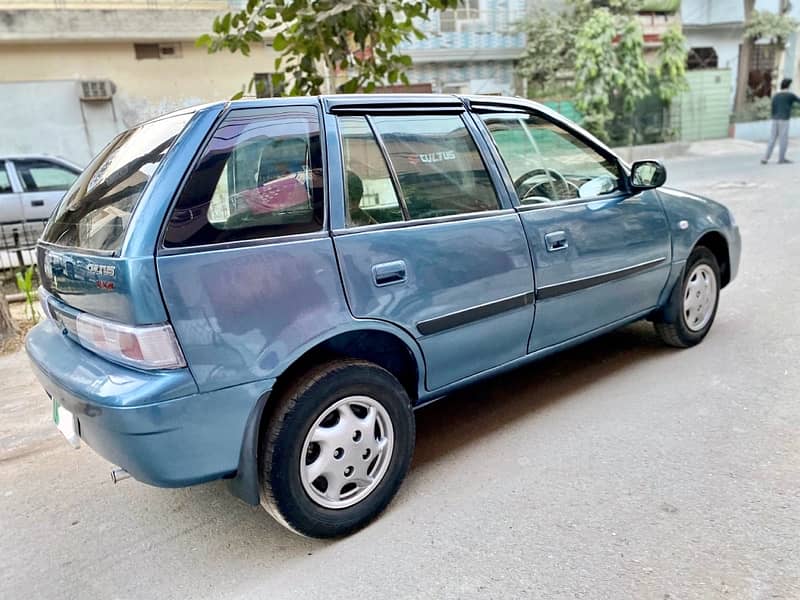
[42,112,192,253]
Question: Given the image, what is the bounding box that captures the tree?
[655,25,689,104]
[0,293,18,344]
[198,0,458,97]
[515,10,578,98]
[574,9,619,140]
[734,0,756,113]
[518,1,686,143]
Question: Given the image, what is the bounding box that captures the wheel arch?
[694,230,731,288]
[226,324,425,506]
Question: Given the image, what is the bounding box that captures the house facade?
[401,0,528,96]
[0,0,274,164]
[682,0,800,109]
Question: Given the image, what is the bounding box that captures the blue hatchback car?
[26,95,740,537]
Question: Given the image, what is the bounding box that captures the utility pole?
[733,0,756,113]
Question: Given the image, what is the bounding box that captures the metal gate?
[672,69,732,142]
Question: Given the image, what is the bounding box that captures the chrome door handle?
[372,260,407,286]
[544,231,568,252]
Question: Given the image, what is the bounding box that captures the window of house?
[369,114,499,220]
[480,112,620,204]
[748,45,777,98]
[338,116,404,227]
[253,73,284,98]
[134,43,182,60]
[13,160,79,193]
[440,0,481,32]
[164,106,324,248]
[687,47,719,70]
[0,164,12,194]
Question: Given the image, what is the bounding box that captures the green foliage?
[732,96,800,123]
[732,97,773,123]
[745,10,799,45]
[198,0,458,97]
[574,9,618,139]
[615,15,649,112]
[15,265,37,324]
[520,0,687,142]
[515,10,578,98]
[655,25,689,103]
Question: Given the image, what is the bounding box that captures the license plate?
[52,398,80,449]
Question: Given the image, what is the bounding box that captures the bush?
[732,97,773,123]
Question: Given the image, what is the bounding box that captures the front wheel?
[654,246,721,348]
[259,360,415,538]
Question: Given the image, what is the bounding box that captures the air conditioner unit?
[79,80,115,102]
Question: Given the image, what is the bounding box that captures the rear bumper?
[25,320,272,488]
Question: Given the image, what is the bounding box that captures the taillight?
[75,312,186,370]
[39,287,54,322]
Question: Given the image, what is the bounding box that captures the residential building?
[402,0,528,96]
[0,1,275,164]
[682,0,800,109]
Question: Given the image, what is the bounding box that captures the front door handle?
[31,199,45,207]
[372,260,407,286]
[544,231,568,252]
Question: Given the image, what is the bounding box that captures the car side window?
[0,164,12,194]
[370,114,499,220]
[480,112,621,204]
[13,159,78,193]
[338,116,404,227]
[164,106,324,248]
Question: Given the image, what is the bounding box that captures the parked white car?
[0,155,81,224]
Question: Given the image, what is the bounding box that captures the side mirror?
[630,160,667,190]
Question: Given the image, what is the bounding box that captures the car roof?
[0,154,83,170]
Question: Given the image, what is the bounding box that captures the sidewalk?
[613,136,800,162]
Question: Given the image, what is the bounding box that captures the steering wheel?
[513,168,579,202]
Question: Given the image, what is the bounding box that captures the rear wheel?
[259,360,415,538]
[654,246,720,348]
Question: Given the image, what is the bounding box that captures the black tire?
[654,246,721,348]
[259,359,415,538]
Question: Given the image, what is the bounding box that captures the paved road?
[1,139,798,599]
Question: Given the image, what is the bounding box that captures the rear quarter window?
[43,112,192,252]
[163,106,324,248]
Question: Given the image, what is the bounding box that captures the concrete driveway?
[1,139,798,599]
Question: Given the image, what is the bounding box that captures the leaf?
[272,32,288,51]
[195,33,212,48]
[231,90,245,100]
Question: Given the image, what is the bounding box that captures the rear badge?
[86,263,116,277]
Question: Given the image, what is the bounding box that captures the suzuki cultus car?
[26,95,740,538]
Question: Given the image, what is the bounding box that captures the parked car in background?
[0,155,81,249]
[25,96,740,539]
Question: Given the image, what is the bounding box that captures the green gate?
[673,69,732,142]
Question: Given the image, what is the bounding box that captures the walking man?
[762,78,800,164]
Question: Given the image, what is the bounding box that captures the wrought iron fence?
[0,219,46,277]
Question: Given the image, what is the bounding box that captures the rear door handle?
[544,231,568,252]
[372,260,407,286]
[31,200,45,207]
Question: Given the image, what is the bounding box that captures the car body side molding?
[416,291,535,336]
[536,257,667,300]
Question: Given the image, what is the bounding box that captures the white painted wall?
[0,80,125,165]
[734,117,800,141]
[684,27,744,109]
